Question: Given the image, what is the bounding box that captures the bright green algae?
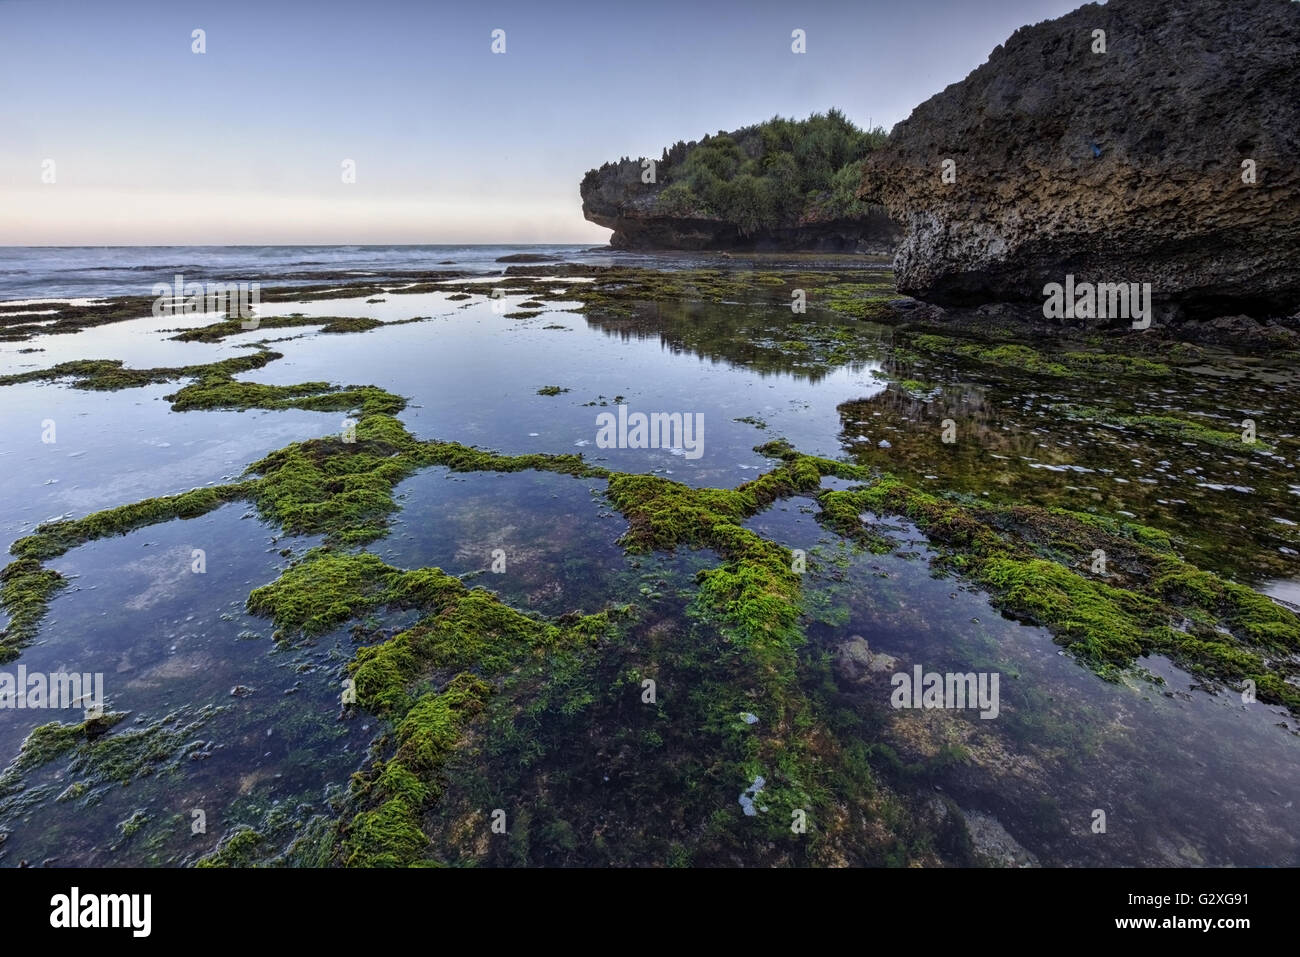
[168,314,392,342]
[0,352,280,391]
[0,559,69,663]
[908,333,1172,379]
[0,706,226,814]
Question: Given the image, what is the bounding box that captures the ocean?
[0,244,605,301]
[0,244,881,301]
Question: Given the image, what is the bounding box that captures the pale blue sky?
[0,0,1083,244]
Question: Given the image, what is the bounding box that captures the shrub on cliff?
[657,110,885,235]
[585,110,886,239]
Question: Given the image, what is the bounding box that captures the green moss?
[3,712,127,773]
[337,581,622,865]
[118,810,150,838]
[1036,507,1176,556]
[1117,414,1262,451]
[246,427,417,545]
[821,283,899,321]
[1052,405,1273,452]
[416,440,608,479]
[195,827,266,867]
[0,558,69,662]
[0,348,415,423]
[169,314,385,343]
[820,477,1007,555]
[909,334,1171,379]
[1057,352,1171,376]
[0,295,172,343]
[694,523,803,663]
[536,385,569,396]
[981,558,1157,672]
[0,349,408,417]
[598,447,869,681]
[248,426,609,548]
[342,797,432,868]
[393,675,491,779]
[167,379,405,415]
[604,447,857,558]
[10,484,252,563]
[247,549,404,639]
[351,588,567,717]
[0,706,221,805]
[0,352,280,391]
[915,337,1071,377]
[1153,563,1299,651]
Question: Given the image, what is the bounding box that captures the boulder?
[861,0,1300,321]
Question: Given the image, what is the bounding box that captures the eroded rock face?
[861,0,1300,320]
[581,158,900,253]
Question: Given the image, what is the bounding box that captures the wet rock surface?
[861,0,1300,322]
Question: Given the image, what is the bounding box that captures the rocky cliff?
[581,112,902,253]
[860,0,1300,320]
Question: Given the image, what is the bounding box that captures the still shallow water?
[0,266,1296,866]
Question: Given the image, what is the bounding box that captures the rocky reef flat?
[0,253,1296,867]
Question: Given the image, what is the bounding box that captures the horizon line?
[0,242,612,249]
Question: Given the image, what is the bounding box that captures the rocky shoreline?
[582,0,1300,334]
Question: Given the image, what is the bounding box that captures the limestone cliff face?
[861,0,1300,318]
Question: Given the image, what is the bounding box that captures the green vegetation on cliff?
[584,110,887,237]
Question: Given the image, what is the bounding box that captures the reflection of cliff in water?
[838,381,1050,470]
[582,300,889,383]
[834,378,1300,585]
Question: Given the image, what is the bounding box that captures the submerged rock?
[861,0,1300,321]
[962,809,1041,868]
[496,253,560,263]
[834,635,900,683]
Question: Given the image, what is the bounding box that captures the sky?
[0,0,1084,245]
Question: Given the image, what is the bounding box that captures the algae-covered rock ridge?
[581,110,901,252]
